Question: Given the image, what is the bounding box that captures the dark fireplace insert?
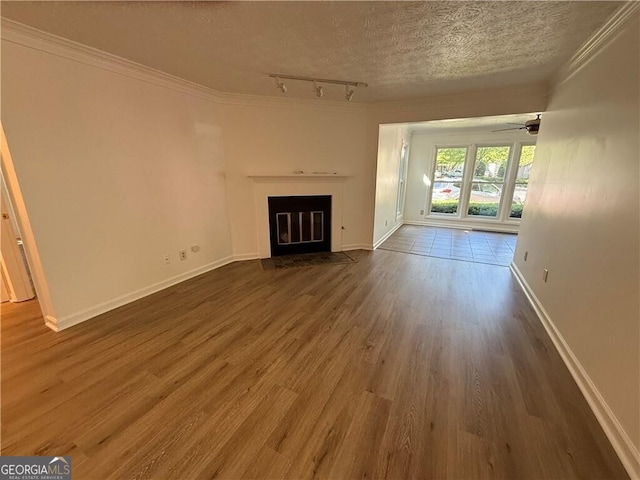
[268,195,331,256]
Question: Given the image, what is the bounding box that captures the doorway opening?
[373,113,541,250]
[1,172,35,304]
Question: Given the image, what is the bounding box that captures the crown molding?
[0,18,368,114]
[553,1,640,88]
[0,18,226,104]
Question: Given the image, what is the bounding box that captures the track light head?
[345,85,355,102]
[313,81,323,98]
[275,77,287,93]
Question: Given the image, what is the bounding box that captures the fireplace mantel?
[248,173,349,183]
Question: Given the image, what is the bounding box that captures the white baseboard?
[510,262,640,480]
[342,243,373,251]
[48,256,235,332]
[232,252,260,261]
[44,315,59,332]
[373,222,404,250]
[404,219,519,234]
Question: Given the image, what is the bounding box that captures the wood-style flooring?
[1,249,629,479]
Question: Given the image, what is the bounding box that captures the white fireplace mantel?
[248,173,350,183]
[248,174,347,258]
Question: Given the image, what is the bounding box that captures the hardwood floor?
[1,249,628,479]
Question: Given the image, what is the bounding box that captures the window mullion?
[458,144,476,218]
[498,143,520,221]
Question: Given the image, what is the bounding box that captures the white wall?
[1,39,233,329]
[404,129,533,232]
[225,83,550,254]
[220,100,370,256]
[372,125,410,246]
[513,9,639,476]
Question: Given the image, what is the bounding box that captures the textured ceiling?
[1,1,622,102]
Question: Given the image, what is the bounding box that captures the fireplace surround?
[249,174,348,258]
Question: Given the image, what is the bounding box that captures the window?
[429,147,467,215]
[467,146,510,218]
[510,145,536,218]
[426,142,535,223]
[396,141,409,219]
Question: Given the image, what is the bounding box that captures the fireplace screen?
[276,211,324,245]
[268,195,331,256]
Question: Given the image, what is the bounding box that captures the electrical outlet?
[543,269,549,282]
[385,220,388,226]
[420,209,425,216]
[163,254,170,265]
[190,245,200,253]
[524,251,528,261]
[179,250,187,261]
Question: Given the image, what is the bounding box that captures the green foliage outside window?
[430,201,524,218]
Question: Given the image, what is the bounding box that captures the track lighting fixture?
[268,74,367,101]
[345,84,355,102]
[274,76,287,93]
[313,81,324,98]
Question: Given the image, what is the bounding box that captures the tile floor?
[379,225,517,266]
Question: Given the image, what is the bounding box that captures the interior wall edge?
[0,125,57,321]
[373,221,404,250]
[509,262,640,480]
[341,243,374,251]
[43,315,59,332]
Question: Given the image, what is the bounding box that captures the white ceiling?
[1,1,622,103]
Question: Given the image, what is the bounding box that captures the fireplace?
[248,173,347,258]
[268,195,331,256]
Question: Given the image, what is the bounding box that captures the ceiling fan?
[493,114,541,135]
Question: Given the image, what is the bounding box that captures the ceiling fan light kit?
[493,114,542,135]
[268,74,367,101]
[524,115,541,134]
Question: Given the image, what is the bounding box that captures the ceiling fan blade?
[492,127,525,132]
[506,122,526,126]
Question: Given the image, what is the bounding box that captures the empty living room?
[1,1,638,479]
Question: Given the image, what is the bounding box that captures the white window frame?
[503,142,536,222]
[396,140,409,220]
[425,145,471,217]
[464,142,513,220]
[425,141,535,225]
